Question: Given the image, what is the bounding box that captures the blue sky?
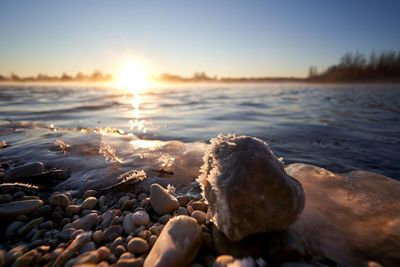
[0,0,399,77]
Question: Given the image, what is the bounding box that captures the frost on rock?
[197,134,305,241]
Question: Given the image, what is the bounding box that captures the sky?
[0,0,399,78]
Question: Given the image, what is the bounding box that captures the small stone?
[5,221,25,239]
[176,207,189,216]
[83,190,98,199]
[110,237,124,252]
[81,197,98,210]
[18,217,43,236]
[137,230,152,240]
[32,204,52,217]
[76,251,99,265]
[149,235,157,247]
[71,229,84,239]
[213,255,234,267]
[67,213,99,231]
[121,199,135,211]
[98,261,110,267]
[119,252,135,259]
[102,225,123,242]
[122,213,135,235]
[177,195,191,206]
[158,214,172,224]
[127,237,149,254]
[65,205,80,214]
[60,217,72,228]
[132,210,150,226]
[0,194,12,203]
[137,193,147,201]
[115,257,144,267]
[49,194,70,208]
[80,241,96,254]
[97,246,111,261]
[187,205,194,215]
[0,199,43,219]
[4,162,45,181]
[144,216,202,267]
[114,245,127,258]
[40,220,54,230]
[52,232,92,267]
[13,249,40,267]
[93,230,103,243]
[99,196,106,208]
[191,210,206,225]
[192,201,208,212]
[16,214,28,221]
[149,224,164,236]
[150,183,180,215]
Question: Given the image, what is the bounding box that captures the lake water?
[1,83,400,265]
[1,83,399,185]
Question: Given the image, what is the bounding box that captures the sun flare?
[115,62,152,93]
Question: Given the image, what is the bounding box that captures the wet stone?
[150,183,180,215]
[49,193,70,208]
[0,199,43,219]
[81,197,98,210]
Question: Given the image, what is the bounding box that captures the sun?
[115,62,152,94]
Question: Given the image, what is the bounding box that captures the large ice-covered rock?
[198,134,305,241]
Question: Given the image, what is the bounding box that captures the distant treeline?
[157,72,301,83]
[0,71,113,82]
[308,51,400,82]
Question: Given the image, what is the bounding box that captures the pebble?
[83,190,98,199]
[13,249,40,267]
[0,194,12,203]
[80,241,97,254]
[102,225,123,242]
[127,237,149,254]
[122,213,135,235]
[4,162,45,181]
[119,252,135,259]
[49,194,70,208]
[191,210,207,225]
[213,255,234,267]
[114,245,127,258]
[176,207,189,216]
[137,193,147,201]
[115,257,144,267]
[192,201,208,212]
[97,246,111,261]
[149,224,164,236]
[99,195,106,208]
[137,230,152,240]
[32,204,52,217]
[121,199,135,211]
[5,221,25,239]
[65,204,80,214]
[18,217,43,236]
[132,210,150,226]
[144,216,202,267]
[76,251,99,265]
[0,199,43,219]
[150,183,180,215]
[92,230,103,243]
[71,229,84,239]
[110,237,124,252]
[16,214,28,221]
[52,232,92,267]
[67,213,99,231]
[177,195,191,206]
[81,197,98,210]
[149,235,157,247]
